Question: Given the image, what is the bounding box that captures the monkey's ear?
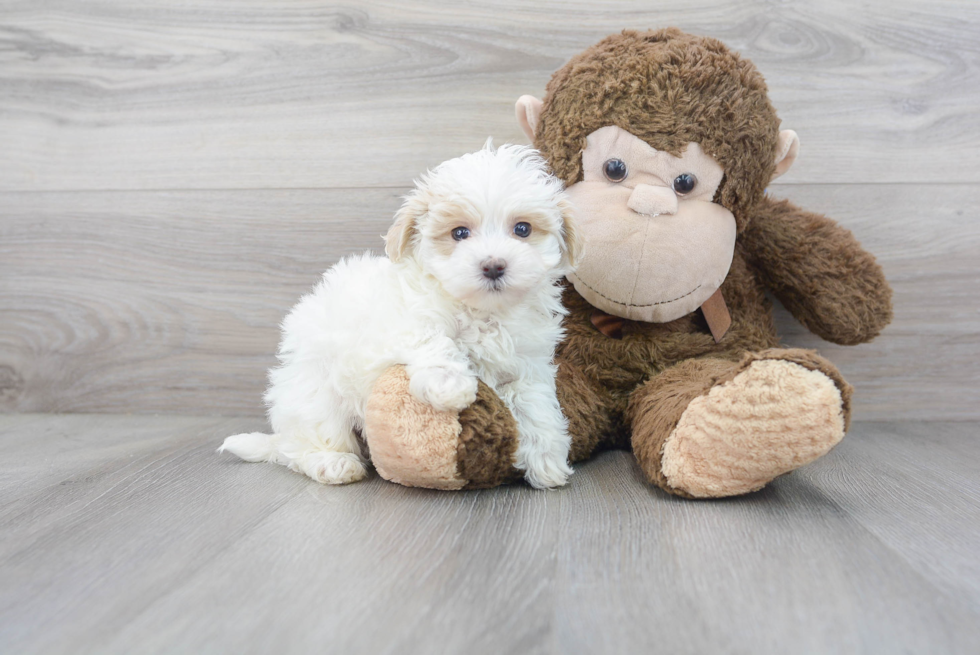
[515,95,544,141]
[557,197,584,270]
[771,129,800,180]
[384,191,428,262]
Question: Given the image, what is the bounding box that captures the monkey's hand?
[364,365,523,490]
[741,195,893,345]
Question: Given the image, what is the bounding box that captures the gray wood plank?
[800,421,980,611]
[0,414,978,653]
[1,0,978,191]
[0,413,256,502]
[2,184,977,419]
[553,434,980,654]
[0,414,558,654]
[0,187,404,416]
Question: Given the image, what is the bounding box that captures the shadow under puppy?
[220,143,582,489]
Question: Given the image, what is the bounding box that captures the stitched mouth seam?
[625,214,653,309]
[573,276,702,308]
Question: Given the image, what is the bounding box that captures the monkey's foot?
[365,366,523,490]
[660,358,846,498]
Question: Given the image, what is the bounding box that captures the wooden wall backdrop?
[1,0,979,419]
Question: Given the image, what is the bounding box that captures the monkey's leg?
[627,349,852,498]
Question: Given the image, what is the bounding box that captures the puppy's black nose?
[481,258,507,280]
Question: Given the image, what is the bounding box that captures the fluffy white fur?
[219,142,581,489]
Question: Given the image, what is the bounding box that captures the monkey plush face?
[515,28,801,325]
[563,125,735,322]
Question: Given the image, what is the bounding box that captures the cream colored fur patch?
[365,366,467,491]
[661,360,846,498]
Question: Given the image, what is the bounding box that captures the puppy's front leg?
[403,336,478,412]
[501,370,573,489]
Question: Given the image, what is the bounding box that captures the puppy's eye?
[603,158,628,182]
[672,173,697,195]
[451,227,470,241]
[513,222,531,238]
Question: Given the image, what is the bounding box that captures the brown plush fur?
[456,379,524,489]
[537,29,886,495]
[364,28,893,497]
[743,197,894,345]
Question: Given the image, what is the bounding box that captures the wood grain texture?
[2,183,977,419]
[1,0,978,191]
[0,187,403,415]
[0,414,978,653]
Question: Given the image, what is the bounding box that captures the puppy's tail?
[218,432,284,464]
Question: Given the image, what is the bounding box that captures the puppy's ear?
[557,196,583,270]
[385,190,428,262]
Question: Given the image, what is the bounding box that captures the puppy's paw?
[296,452,368,485]
[521,449,573,490]
[408,366,478,412]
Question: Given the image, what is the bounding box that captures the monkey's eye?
[451,227,470,241]
[603,158,628,182]
[672,173,698,195]
[513,222,531,238]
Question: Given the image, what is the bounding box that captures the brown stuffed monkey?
[362,28,893,497]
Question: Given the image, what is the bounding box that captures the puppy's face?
[386,143,581,312]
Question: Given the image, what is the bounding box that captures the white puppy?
[219,142,581,489]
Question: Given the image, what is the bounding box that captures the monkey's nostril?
[481,258,507,281]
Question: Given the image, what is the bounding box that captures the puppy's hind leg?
[219,427,366,485]
[275,411,369,485]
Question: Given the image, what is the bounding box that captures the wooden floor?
[3,1,980,653]
[0,415,978,653]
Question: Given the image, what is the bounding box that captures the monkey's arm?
[740,196,893,345]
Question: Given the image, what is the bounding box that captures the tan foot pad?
[365,366,467,490]
[661,359,846,498]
